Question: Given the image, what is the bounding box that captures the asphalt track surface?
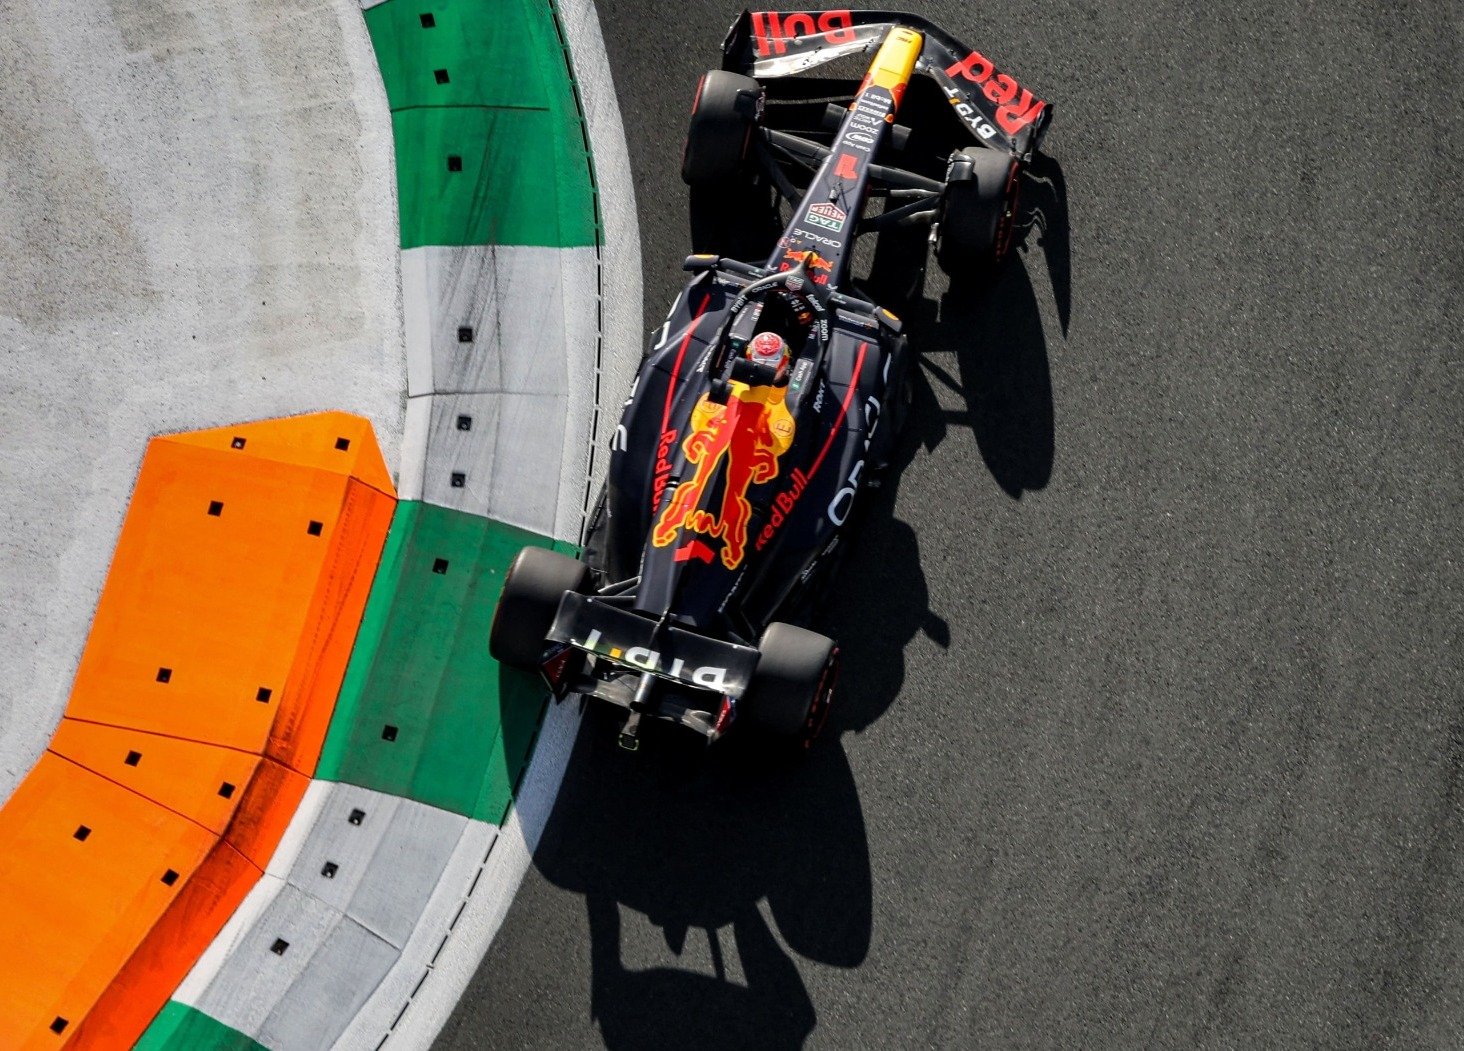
[441,1,1461,1047]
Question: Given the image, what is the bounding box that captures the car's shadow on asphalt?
[905,152,1066,499]
[527,154,1069,1050]
[527,516,923,1049]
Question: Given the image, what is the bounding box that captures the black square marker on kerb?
[73,825,91,842]
[157,667,172,683]
[125,750,141,767]
[457,325,473,342]
[382,724,398,742]
[161,868,179,886]
[257,687,272,703]
[335,436,351,451]
[218,782,236,799]
[348,808,366,825]
[321,861,339,878]
[419,12,436,27]
[50,1018,68,1035]
[456,415,472,431]
[271,938,289,956]
[446,155,462,172]
[432,558,449,575]
[307,520,323,536]
[207,500,223,516]
[450,472,466,488]
[434,68,450,84]
[230,436,246,449]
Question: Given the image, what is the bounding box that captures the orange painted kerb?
[0,412,396,1048]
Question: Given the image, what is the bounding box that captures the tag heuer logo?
[805,202,847,232]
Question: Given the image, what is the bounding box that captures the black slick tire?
[488,547,592,669]
[681,70,761,184]
[936,146,1021,278]
[742,622,839,746]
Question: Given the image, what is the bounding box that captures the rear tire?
[935,147,1021,278]
[488,547,592,669]
[681,70,762,184]
[742,623,839,746]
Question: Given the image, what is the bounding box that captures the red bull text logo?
[944,50,1045,135]
[779,248,834,285]
[652,382,796,569]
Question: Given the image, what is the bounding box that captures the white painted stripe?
[175,872,293,1009]
[556,0,645,530]
[406,245,596,398]
[399,244,601,542]
[330,820,499,1047]
[197,880,398,1049]
[264,779,335,881]
[397,395,431,502]
[400,248,434,400]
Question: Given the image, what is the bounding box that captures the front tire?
[488,547,592,669]
[742,623,839,746]
[681,70,762,184]
[935,147,1021,278]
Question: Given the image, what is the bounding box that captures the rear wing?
[723,9,1052,160]
[548,592,761,698]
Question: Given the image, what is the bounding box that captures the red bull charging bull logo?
[652,381,796,569]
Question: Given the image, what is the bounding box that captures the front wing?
[722,8,1051,160]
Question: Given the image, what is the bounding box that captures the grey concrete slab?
[188,877,396,1046]
[404,246,598,399]
[278,783,469,951]
[256,893,400,1051]
[398,244,604,541]
[177,781,504,1048]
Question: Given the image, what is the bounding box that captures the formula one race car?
[490,10,1050,750]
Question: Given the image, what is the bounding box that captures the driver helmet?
[747,331,792,383]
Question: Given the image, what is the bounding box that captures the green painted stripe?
[366,0,597,249]
[316,501,574,823]
[134,1001,265,1051]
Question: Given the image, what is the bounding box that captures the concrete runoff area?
[0,0,405,806]
[443,0,1464,1048]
